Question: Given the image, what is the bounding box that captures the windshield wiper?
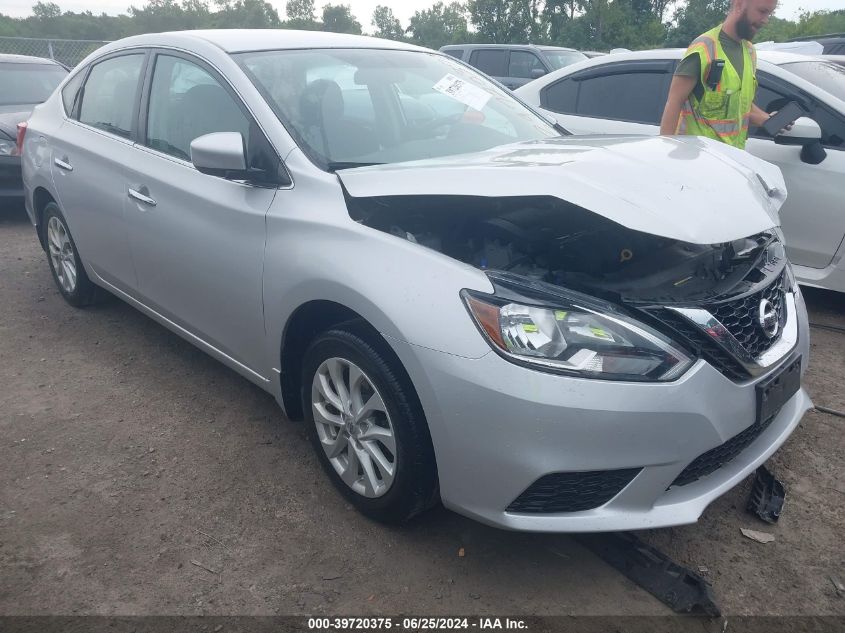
[326,161,384,172]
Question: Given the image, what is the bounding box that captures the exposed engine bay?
[347,195,785,305]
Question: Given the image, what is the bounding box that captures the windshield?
[542,50,588,70]
[780,61,845,101]
[235,48,559,170]
[0,62,67,106]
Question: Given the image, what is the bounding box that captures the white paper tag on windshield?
[432,74,491,111]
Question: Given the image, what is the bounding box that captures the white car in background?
[516,50,845,293]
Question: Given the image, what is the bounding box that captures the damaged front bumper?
[389,288,812,533]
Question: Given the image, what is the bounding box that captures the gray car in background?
[0,54,67,206]
[439,43,587,89]
[22,30,811,532]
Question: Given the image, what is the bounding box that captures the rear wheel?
[301,324,438,523]
[43,202,100,307]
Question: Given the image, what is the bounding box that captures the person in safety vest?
[659,0,791,150]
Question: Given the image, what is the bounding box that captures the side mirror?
[191,132,247,179]
[530,68,547,79]
[774,117,827,165]
[775,116,821,145]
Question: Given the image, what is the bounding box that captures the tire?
[301,323,439,523]
[43,202,100,307]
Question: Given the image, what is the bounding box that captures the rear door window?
[78,54,145,139]
[542,62,672,125]
[575,71,669,125]
[469,49,508,77]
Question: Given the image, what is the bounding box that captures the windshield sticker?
[432,74,492,111]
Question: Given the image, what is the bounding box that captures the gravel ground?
[1,205,843,617]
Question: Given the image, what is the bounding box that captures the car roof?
[546,47,830,66]
[440,43,579,53]
[111,29,428,54]
[0,53,63,65]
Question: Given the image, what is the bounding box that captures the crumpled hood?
[337,135,787,245]
[0,104,36,140]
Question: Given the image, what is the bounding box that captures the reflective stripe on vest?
[676,25,757,149]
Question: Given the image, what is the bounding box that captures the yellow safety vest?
[676,25,758,149]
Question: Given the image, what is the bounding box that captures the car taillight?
[15,121,27,156]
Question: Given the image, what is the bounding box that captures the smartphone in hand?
[762,100,804,137]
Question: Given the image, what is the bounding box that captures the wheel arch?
[32,186,57,251]
[279,299,421,423]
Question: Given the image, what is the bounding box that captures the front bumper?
[391,290,812,533]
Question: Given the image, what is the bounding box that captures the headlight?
[0,139,16,156]
[462,277,694,382]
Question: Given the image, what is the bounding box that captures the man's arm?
[749,103,770,127]
[660,75,697,135]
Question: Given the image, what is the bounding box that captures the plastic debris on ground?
[747,465,785,524]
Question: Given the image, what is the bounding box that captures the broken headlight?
[462,285,693,382]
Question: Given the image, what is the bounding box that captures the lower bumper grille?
[507,468,641,514]
[670,415,776,488]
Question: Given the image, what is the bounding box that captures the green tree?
[407,2,469,49]
[468,0,535,43]
[212,0,281,28]
[665,0,730,47]
[792,9,845,39]
[371,5,404,40]
[32,2,62,19]
[285,0,319,29]
[321,4,362,34]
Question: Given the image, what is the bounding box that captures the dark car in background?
[439,44,587,89]
[0,54,68,208]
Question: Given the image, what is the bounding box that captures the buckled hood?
[337,134,786,245]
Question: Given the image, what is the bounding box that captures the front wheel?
[301,324,438,523]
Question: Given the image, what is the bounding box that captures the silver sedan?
[22,30,811,531]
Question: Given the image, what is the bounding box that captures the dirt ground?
[1,204,843,618]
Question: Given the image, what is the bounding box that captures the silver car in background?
[22,30,811,532]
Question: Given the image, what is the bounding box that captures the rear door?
[538,60,674,135]
[124,50,278,372]
[50,51,147,292]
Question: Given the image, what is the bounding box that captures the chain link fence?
[0,36,110,67]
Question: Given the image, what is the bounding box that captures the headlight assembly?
[462,276,694,382]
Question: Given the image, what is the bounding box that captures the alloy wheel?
[311,357,397,498]
[47,216,77,294]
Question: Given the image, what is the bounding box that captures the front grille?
[644,271,787,381]
[706,273,786,359]
[507,468,641,514]
[669,415,775,487]
[648,309,748,381]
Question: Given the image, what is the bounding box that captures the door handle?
[54,157,73,171]
[128,187,157,207]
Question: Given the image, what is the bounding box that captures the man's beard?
[736,13,756,39]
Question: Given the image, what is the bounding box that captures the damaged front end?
[338,135,798,383]
[346,192,797,383]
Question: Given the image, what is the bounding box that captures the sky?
[1,0,843,28]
